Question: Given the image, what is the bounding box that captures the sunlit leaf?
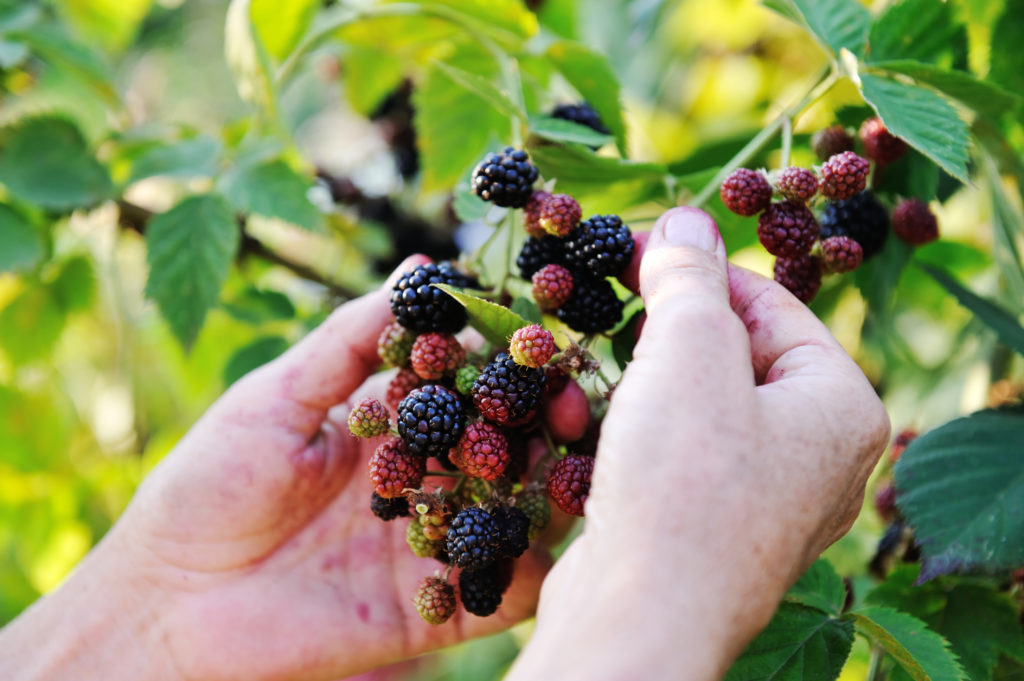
[851,607,965,681]
[0,204,43,273]
[785,559,847,616]
[920,265,1024,356]
[545,40,627,154]
[529,116,612,148]
[433,283,528,347]
[866,0,962,64]
[249,0,318,62]
[864,61,1021,121]
[218,160,322,231]
[760,0,870,58]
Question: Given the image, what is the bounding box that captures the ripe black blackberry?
[820,191,889,260]
[550,102,610,135]
[472,147,539,208]
[397,385,466,458]
[564,215,634,279]
[390,263,475,333]
[459,561,508,617]
[517,235,566,280]
[472,353,546,426]
[370,492,409,521]
[446,506,501,570]
[557,276,624,334]
[495,505,530,558]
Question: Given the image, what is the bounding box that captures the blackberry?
[550,102,610,136]
[471,147,539,208]
[720,168,773,216]
[407,519,443,558]
[812,125,855,162]
[446,506,501,570]
[517,490,551,539]
[539,193,582,237]
[385,367,423,412]
[368,438,425,498]
[819,151,870,201]
[370,492,409,521]
[348,398,390,438]
[892,199,938,246]
[531,263,574,311]
[397,384,466,458]
[773,254,823,304]
[775,167,818,203]
[820,191,889,260]
[522,190,551,238]
[557,276,624,334]
[377,321,414,368]
[564,215,634,279]
[390,263,474,333]
[450,421,510,481]
[458,562,507,617]
[547,454,594,517]
[509,324,557,368]
[414,576,456,625]
[495,505,530,558]
[472,353,546,426]
[757,200,819,258]
[859,117,907,166]
[454,365,480,395]
[410,332,465,380]
[517,235,566,280]
[820,236,863,273]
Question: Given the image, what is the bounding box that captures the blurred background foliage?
[1,0,1023,679]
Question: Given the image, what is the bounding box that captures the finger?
[620,229,649,294]
[257,255,431,416]
[632,207,753,391]
[726,264,850,385]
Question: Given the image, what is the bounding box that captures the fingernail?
[660,208,719,252]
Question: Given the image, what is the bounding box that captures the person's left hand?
[4,256,553,681]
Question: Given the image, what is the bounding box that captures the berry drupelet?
[472,147,539,208]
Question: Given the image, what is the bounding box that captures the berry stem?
[780,116,793,169]
[500,208,517,296]
[425,470,463,478]
[529,425,561,483]
[687,68,838,208]
[865,645,885,681]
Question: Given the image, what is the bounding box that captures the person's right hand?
[509,206,890,680]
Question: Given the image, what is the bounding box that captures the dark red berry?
[547,454,594,517]
[539,193,582,237]
[821,236,863,273]
[892,199,938,246]
[450,422,510,481]
[775,167,818,203]
[410,332,465,380]
[820,151,870,201]
[368,438,425,498]
[385,367,423,412]
[522,190,552,238]
[531,264,574,311]
[859,117,907,166]
[720,168,772,216]
[757,200,819,257]
[812,125,855,162]
[773,254,823,304]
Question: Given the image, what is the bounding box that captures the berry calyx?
[410,332,466,380]
[859,117,907,166]
[377,321,414,368]
[539,193,582,237]
[348,398,390,438]
[368,438,425,498]
[757,200,819,258]
[812,125,855,162]
[773,254,823,304]
[720,168,772,216]
[892,199,938,246]
[450,421,511,481]
[414,576,456,625]
[446,506,501,570]
[775,166,818,203]
[531,264,574,311]
[821,236,863,273]
[471,147,539,208]
[547,454,594,517]
[522,190,552,238]
[509,324,557,368]
[819,151,870,201]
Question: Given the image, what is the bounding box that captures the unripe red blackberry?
[450,421,510,481]
[348,398,390,438]
[377,321,414,368]
[385,367,423,412]
[892,199,938,246]
[414,576,456,625]
[821,236,863,273]
[820,151,870,201]
[874,482,898,523]
[509,324,556,368]
[410,332,465,380]
[812,125,855,161]
[719,168,772,216]
[757,200,819,257]
[773,254,823,304]
[368,438,425,498]
[547,454,594,517]
[471,147,539,208]
[522,190,552,238]
[859,117,907,166]
[455,365,480,395]
[539,193,582,237]
[775,166,818,203]
[472,353,546,426]
[531,264,574,311]
[890,429,917,464]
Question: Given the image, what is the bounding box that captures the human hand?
[0,256,553,681]
[509,207,890,680]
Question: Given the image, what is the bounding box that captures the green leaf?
[986,159,1024,302]
[222,287,296,324]
[920,265,1024,356]
[144,195,240,350]
[866,0,961,64]
[50,255,95,313]
[989,0,1024,94]
[128,136,223,183]
[9,24,116,100]
[611,309,641,372]
[858,73,971,183]
[218,160,322,231]
[452,186,491,224]
[0,116,111,211]
[0,285,65,364]
[413,59,507,192]
[850,607,965,681]
[865,61,1022,120]
[434,61,525,122]
[724,602,854,681]
[223,336,289,386]
[0,203,43,272]
[249,0,318,62]
[785,559,847,617]
[871,149,940,203]
[342,46,405,117]
[529,116,613,148]
[760,0,870,59]
[867,566,1024,681]
[53,0,152,52]
[433,283,528,347]
[893,407,1024,581]
[545,41,627,155]
[225,0,275,110]
[528,143,667,187]
[407,0,538,41]
[509,296,542,324]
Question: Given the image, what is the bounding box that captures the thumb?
[633,207,752,389]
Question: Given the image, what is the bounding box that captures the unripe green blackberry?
[377,321,414,368]
[414,576,456,625]
[407,519,444,558]
[348,398,390,438]
[455,365,480,395]
[517,491,551,540]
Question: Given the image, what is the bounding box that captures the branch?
[116,199,361,300]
